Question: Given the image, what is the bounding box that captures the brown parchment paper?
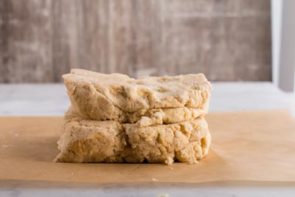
[1,110,295,186]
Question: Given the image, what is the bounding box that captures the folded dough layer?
[63,69,211,122]
[55,116,211,164]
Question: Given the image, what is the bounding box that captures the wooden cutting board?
[1,111,295,186]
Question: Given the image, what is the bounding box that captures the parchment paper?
[1,111,295,186]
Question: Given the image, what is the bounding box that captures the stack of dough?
[55,69,212,164]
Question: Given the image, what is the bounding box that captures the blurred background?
[0,0,294,92]
[0,1,276,81]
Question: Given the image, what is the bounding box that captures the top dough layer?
[63,69,211,121]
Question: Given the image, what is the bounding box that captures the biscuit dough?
[67,107,206,126]
[55,119,125,163]
[123,117,211,164]
[56,69,212,164]
[63,69,211,122]
[55,116,211,164]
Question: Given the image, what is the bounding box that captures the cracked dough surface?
[63,69,211,122]
[55,115,211,164]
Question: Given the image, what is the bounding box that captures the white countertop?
[0,82,295,197]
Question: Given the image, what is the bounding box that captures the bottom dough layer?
[55,117,211,164]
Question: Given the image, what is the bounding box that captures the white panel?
[279,0,295,92]
[271,0,282,86]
